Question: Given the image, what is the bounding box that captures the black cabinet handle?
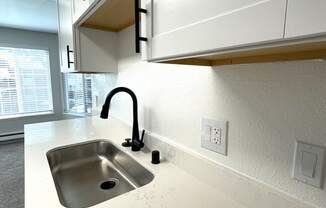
[66,45,74,68]
[134,0,147,53]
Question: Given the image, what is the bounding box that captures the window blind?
[0,46,53,118]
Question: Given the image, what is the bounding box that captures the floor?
[0,140,24,208]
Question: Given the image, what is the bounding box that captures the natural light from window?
[0,46,53,119]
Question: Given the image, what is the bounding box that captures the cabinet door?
[285,0,326,38]
[72,0,90,22]
[147,0,287,60]
[57,0,74,72]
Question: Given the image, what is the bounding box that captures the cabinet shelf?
[82,0,134,32]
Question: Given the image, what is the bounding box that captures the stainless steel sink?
[46,140,154,208]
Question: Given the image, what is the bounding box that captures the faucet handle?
[122,138,132,147]
[140,129,145,143]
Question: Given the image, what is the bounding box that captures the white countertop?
[25,116,247,208]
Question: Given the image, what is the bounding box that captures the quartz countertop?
[25,116,247,208]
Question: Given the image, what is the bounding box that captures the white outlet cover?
[201,118,228,155]
[292,141,325,188]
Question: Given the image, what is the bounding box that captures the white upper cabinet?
[57,0,118,73]
[72,0,92,23]
[285,0,326,38]
[58,0,326,68]
[57,0,75,72]
[146,0,287,61]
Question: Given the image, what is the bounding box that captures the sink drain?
[100,178,119,190]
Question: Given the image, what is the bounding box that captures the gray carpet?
[0,140,24,208]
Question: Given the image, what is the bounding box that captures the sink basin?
[46,140,154,208]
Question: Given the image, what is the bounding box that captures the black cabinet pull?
[66,45,74,68]
[134,0,147,53]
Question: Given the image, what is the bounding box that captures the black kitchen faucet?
[100,87,145,151]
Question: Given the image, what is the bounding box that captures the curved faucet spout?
[100,87,144,151]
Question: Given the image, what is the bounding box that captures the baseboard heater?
[0,131,24,143]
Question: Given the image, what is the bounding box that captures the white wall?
[0,27,64,134]
[110,26,326,208]
[0,0,58,33]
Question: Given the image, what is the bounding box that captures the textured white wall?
[110,26,326,208]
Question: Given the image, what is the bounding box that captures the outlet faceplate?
[292,141,325,188]
[201,118,228,155]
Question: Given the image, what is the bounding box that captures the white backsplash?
[145,131,316,208]
[107,26,326,208]
[90,74,117,114]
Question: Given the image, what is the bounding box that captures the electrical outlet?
[201,118,228,155]
[211,127,222,144]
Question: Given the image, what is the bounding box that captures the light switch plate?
[201,118,228,155]
[292,141,325,188]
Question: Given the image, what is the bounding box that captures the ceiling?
[0,0,58,33]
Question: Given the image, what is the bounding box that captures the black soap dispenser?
[151,150,160,164]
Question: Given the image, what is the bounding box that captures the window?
[63,73,93,114]
[63,73,115,115]
[0,46,53,118]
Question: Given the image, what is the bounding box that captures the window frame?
[0,43,55,119]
